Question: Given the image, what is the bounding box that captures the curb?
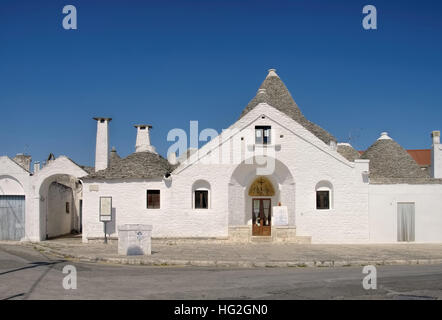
[25,242,442,269]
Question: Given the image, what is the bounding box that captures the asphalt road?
[1,243,442,300]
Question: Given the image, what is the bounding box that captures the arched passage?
[34,157,87,240]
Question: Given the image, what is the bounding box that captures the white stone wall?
[431,142,442,178]
[82,177,228,242]
[46,182,74,238]
[1,156,87,241]
[0,157,30,196]
[369,184,442,243]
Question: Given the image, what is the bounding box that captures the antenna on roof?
[348,128,362,145]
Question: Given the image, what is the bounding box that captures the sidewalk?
[18,237,442,268]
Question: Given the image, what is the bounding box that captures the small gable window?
[147,190,160,209]
[255,126,271,145]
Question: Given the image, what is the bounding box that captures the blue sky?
[1,0,442,166]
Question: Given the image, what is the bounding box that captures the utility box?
[118,224,153,256]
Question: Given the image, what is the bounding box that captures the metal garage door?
[0,195,25,240]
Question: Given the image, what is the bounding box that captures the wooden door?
[252,199,271,236]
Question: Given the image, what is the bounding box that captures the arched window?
[192,180,210,209]
[315,181,333,210]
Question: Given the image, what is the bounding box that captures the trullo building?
[1,69,442,243]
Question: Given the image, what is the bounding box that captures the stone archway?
[228,157,296,241]
[34,156,87,241]
[39,174,82,239]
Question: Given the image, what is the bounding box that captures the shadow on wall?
[104,208,117,236]
[126,245,144,255]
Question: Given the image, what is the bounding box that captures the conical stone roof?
[240,69,336,145]
[109,146,121,164]
[361,133,429,182]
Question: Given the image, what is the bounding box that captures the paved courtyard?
[9,236,442,268]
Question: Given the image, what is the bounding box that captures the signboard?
[273,206,288,226]
[99,196,112,222]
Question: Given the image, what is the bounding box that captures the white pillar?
[431,130,442,178]
[94,117,111,172]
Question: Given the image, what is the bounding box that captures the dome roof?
[85,151,173,180]
[361,133,428,181]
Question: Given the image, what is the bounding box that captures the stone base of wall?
[228,226,311,243]
[87,237,118,244]
[86,226,311,244]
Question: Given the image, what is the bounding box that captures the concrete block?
[118,224,152,256]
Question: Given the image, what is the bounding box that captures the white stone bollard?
[118,224,153,256]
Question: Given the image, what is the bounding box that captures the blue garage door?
[0,195,25,240]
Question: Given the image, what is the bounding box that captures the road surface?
[1,243,441,300]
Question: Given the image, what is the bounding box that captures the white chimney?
[33,161,40,174]
[135,125,156,153]
[431,130,441,178]
[94,117,111,172]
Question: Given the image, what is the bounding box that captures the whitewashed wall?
[369,184,442,243]
[82,177,228,242]
[0,156,87,241]
[46,182,74,238]
[83,104,371,243]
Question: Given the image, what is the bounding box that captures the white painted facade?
[369,184,442,243]
[81,102,441,244]
[1,70,442,244]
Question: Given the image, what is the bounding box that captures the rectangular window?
[147,190,160,209]
[316,191,330,210]
[65,202,70,214]
[195,190,208,209]
[255,126,271,145]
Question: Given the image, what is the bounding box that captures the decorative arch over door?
[248,176,275,197]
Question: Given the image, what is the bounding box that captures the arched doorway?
[39,174,83,239]
[228,157,295,239]
[34,156,87,240]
